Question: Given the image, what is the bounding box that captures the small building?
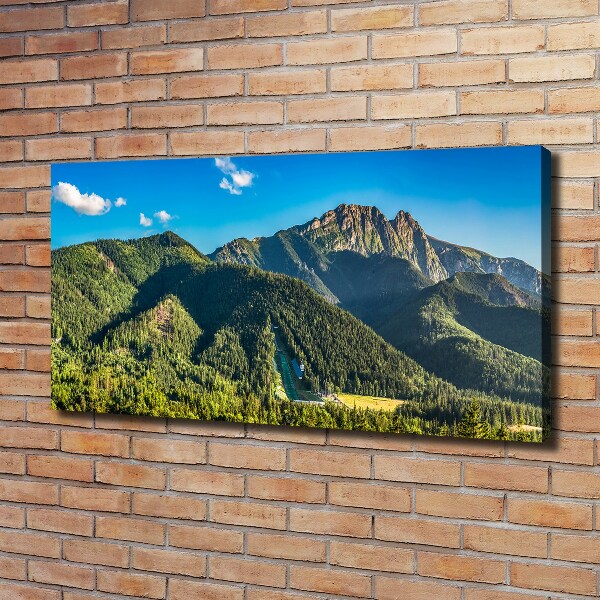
[291,358,305,379]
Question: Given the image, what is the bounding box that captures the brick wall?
[0,0,599,598]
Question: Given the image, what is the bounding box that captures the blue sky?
[51,146,546,270]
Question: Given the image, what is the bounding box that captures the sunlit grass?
[338,393,405,411]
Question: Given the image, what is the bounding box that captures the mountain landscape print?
[51,147,551,442]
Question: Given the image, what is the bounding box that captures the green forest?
[52,228,549,442]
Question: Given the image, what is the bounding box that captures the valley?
[51,204,549,441]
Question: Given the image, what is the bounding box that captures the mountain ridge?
[210,203,543,297]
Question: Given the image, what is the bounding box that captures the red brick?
[247,10,327,37]
[0,112,56,137]
[248,129,326,154]
[287,35,367,65]
[28,454,93,482]
[290,565,371,597]
[377,578,461,600]
[289,447,371,478]
[329,481,411,512]
[96,133,167,158]
[0,167,50,190]
[96,461,166,489]
[211,0,286,15]
[0,425,56,449]
[376,515,461,548]
[0,530,60,559]
[508,497,592,530]
[0,451,25,475]
[170,130,244,156]
[247,531,326,562]
[61,430,129,457]
[132,0,206,21]
[464,463,548,493]
[29,560,94,590]
[0,397,24,419]
[0,58,57,84]
[131,48,204,75]
[418,551,505,584]
[0,290,25,322]
[132,437,206,463]
[0,583,59,600]
[61,107,128,132]
[0,36,23,58]
[133,492,207,520]
[134,547,206,577]
[27,137,92,161]
[208,42,282,69]
[63,538,130,568]
[0,6,63,33]
[0,139,22,162]
[96,515,165,545]
[373,29,457,58]
[375,455,460,485]
[513,0,597,19]
[290,507,371,537]
[331,540,414,572]
[27,297,51,320]
[417,489,504,521]
[0,555,25,581]
[26,192,51,214]
[26,83,92,108]
[332,63,413,91]
[169,578,243,600]
[249,69,326,95]
[508,435,594,465]
[210,555,286,587]
[27,507,93,536]
[209,441,286,470]
[67,0,128,27]
[0,88,22,110]
[169,523,243,553]
[420,0,508,25]
[211,499,287,529]
[552,469,600,498]
[27,31,98,55]
[247,475,326,503]
[171,73,243,99]
[330,125,411,151]
[0,478,58,505]
[131,104,204,129]
[97,570,166,599]
[464,524,547,558]
[28,401,93,427]
[102,24,166,49]
[552,533,600,564]
[170,17,243,42]
[61,52,127,80]
[171,468,244,496]
[510,562,596,595]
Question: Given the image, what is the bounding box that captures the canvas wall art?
[51,146,550,442]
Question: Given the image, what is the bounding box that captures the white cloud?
[52,182,111,216]
[219,178,241,195]
[215,157,255,195]
[140,213,153,227]
[114,197,127,208]
[154,210,173,225]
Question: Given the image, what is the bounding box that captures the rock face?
[429,237,544,296]
[210,203,543,297]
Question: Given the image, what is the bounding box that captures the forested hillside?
[52,232,546,440]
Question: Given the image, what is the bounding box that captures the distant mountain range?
[51,204,548,440]
[210,204,549,403]
[210,204,545,298]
